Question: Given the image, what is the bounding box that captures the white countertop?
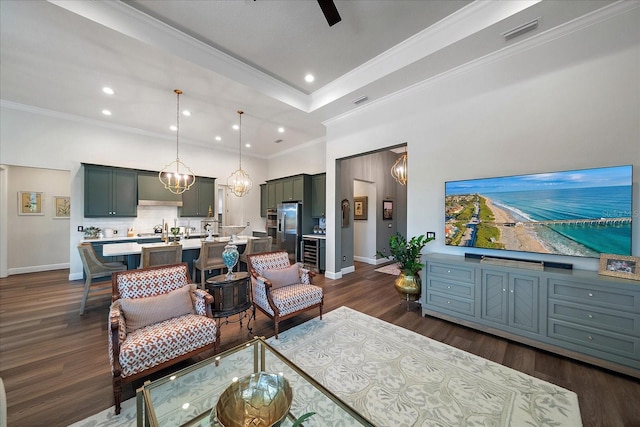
[102,236,254,256]
[302,234,326,240]
[81,233,214,243]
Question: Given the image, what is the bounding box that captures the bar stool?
[77,243,127,315]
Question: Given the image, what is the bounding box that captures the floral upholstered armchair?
[246,251,323,338]
[109,263,218,414]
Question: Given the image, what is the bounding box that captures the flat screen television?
[445,165,633,258]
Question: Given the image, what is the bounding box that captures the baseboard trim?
[8,263,69,276]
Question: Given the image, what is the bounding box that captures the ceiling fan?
[317,0,341,26]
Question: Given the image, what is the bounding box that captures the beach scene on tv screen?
[445,166,633,258]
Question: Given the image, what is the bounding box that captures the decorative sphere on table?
[222,243,239,278]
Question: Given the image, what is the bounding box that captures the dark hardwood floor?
[0,263,638,426]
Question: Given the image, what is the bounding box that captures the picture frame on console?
[598,254,640,280]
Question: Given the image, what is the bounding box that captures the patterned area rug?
[269,307,582,426]
[374,262,401,275]
[71,307,582,426]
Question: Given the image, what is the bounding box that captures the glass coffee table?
[136,337,373,426]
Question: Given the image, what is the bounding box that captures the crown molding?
[48,0,310,112]
[324,0,638,127]
[309,0,541,112]
[1,99,269,159]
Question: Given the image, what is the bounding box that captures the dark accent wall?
[337,150,407,271]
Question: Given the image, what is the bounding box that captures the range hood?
[137,173,183,206]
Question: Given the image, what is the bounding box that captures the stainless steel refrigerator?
[277,202,302,262]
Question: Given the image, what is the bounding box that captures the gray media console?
[421,253,640,379]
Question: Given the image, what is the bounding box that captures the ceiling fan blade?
[317,0,341,27]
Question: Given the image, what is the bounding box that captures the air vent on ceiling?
[352,95,369,105]
[274,139,283,144]
[502,18,539,41]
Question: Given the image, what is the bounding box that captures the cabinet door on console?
[509,273,540,334]
[481,269,540,334]
[481,270,509,325]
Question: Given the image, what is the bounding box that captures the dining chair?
[77,243,127,315]
[192,241,227,288]
[140,244,182,268]
[239,236,273,271]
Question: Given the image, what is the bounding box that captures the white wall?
[266,137,326,180]
[323,7,640,275]
[353,179,377,264]
[0,107,269,278]
[4,166,70,274]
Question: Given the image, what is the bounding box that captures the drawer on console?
[426,291,475,316]
[548,319,639,360]
[427,263,475,284]
[427,278,474,298]
[549,299,639,336]
[548,279,637,311]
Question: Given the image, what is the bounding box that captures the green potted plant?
[377,232,434,304]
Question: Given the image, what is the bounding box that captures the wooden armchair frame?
[109,263,218,414]
[246,251,323,338]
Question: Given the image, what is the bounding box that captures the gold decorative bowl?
[213,372,293,427]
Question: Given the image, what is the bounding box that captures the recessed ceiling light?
[215,136,222,141]
[182,110,191,117]
[278,127,285,133]
[170,125,177,131]
[102,87,114,95]
[304,74,315,83]
[245,143,251,148]
[101,109,112,116]
[232,124,239,130]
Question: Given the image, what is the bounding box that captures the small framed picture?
[53,196,70,219]
[382,200,393,220]
[354,196,368,220]
[599,254,640,280]
[18,191,44,215]
[341,199,350,228]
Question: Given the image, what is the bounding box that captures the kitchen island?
[103,236,254,272]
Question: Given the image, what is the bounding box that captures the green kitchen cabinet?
[84,164,137,217]
[311,173,326,218]
[266,182,277,210]
[179,177,216,217]
[260,184,267,217]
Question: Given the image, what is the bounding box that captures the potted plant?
[377,232,434,304]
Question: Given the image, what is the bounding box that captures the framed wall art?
[354,196,368,220]
[18,191,44,215]
[341,199,350,228]
[598,254,640,280]
[53,196,70,219]
[382,200,393,220]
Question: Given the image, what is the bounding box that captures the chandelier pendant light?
[227,110,253,197]
[159,89,195,195]
[391,147,408,186]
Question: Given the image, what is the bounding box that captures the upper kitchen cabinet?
[137,171,182,206]
[263,174,312,210]
[179,177,215,217]
[260,184,267,217]
[84,164,137,217]
[311,173,326,218]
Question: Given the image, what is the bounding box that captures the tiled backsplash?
[82,206,205,236]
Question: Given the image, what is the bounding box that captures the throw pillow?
[119,285,195,333]
[262,264,300,289]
